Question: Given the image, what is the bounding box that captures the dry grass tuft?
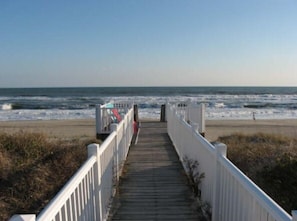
[218,132,297,213]
[219,133,297,177]
[0,131,101,220]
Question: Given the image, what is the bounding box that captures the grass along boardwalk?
[108,121,199,221]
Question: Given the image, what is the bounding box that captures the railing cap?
[292,210,297,221]
[213,142,227,157]
[9,214,36,221]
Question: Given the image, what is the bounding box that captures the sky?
[0,0,297,88]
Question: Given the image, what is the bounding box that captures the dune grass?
[218,132,297,213]
[0,131,100,220]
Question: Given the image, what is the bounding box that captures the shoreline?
[1,118,297,141]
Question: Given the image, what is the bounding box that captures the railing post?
[186,102,190,123]
[111,124,119,181]
[9,214,36,221]
[191,122,199,132]
[133,104,139,123]
[292,211,297,221]
[165,103,168,122]
[198,103,205,137]
[96,105,102,138]
[160,104,166,122]
[212,142,227,221]
[88,143,102,221]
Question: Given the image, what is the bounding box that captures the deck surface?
[109,121,199,221]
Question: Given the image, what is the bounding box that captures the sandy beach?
[1,118,297,141]
[0,119,96,140]
[205,119,297,142]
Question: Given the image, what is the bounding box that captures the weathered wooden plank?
[108,121,199,221]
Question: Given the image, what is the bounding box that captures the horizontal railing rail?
[10,107,134,221]
[167,103,296,221]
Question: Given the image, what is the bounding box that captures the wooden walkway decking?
[109,121,199,221]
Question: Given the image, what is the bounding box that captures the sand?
[0,119,96,139]
[1,118,297,142]
[205,119,297,142]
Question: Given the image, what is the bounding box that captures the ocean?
[1,87,297,121]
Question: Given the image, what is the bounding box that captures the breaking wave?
[1,87,297,120]
[1,103,12,110]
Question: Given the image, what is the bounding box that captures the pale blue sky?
[0,0,296,87]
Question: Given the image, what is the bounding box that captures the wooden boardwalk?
[109,121,199,221]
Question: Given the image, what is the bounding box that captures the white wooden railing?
[167,103,297,221]
[168,102,205,135]
[96,103,133,135]
[10,107,134,221]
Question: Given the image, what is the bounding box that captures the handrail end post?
[96,105,102,137]
[212,142,227,221]
[87,143,102,220]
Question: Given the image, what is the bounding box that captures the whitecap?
[1,103,12,110]
[214,103,225,108]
